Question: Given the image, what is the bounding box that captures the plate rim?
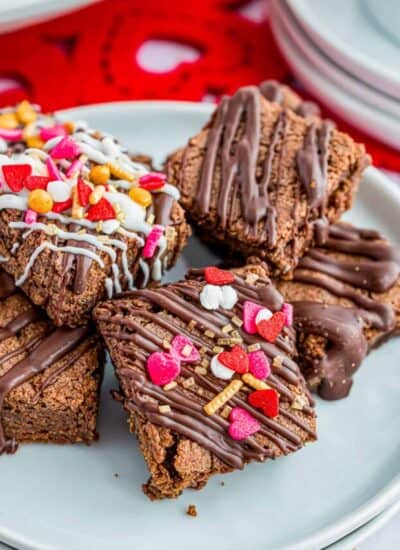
[1,100,400,550]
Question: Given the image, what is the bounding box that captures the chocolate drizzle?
[259,80,321,119]
[294,302,367,400]
[194,84,333,250]
[0,271,91,454]
[289,223,400,400]
[96,269,316,470]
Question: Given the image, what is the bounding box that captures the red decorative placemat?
[0,0,397,171]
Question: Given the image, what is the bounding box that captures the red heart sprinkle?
[25,175,50,191]
[218,344,249,374]
[3,164,32,192]
[257,311,285,343]
[77,177,92,207]
[204,266,235,286]
[248,389,280,418]
[86,198,116,221]
[52,198,72,213]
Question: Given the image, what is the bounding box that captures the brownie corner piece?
[166,82,369,275]
[95,264,316,499]
[0,101,189,327]
[0,270,103,454]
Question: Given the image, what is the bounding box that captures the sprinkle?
[102,219,120,234]
[142,225,164,259]
[204,379,243,416]
[210,354,235,380]
[204,266,235,286]
[199,346,207,354]
[0,112,18,129]
[129,187,152,208]
[204,329,215,339]
[25,136,44,149]
[89,164,111,185]
[228,407,260,440]
[163,381,177,391]
[247,343,261,352]
[292,394,308,411]
[255,308,273,325]
[221,405,232,419]
[219,285,238,309]
[15,100,37,124]
[194,366,207,376]
[50,136,81,159]
[162,340,171,350]
[248,389,279,418]
[147,351,181,386]
[242,373,271,391]
[218,345,249,374]
[28,189,53,214]
[242,300,264,334]
[139,171,166,190]
[47,180,71,203]
[182,377,195,389]
[86,197,116,221]
[200,358,209,368]
[282,303,293,327]
[46,157,62,181]
[24,209,38,225]
[66,158,84,178]
[158,405,171,414]
[188,320,197,330]
[245,273,259,284]
[63,121,75,134]
[146,214,155,225]
[186,504,197,518]
[232,316,243,327]
[222,324,233,334]
[257,312,285,343]
[217,337,242,346]
[71,186,84,219]
[170,335,200,363]
[248,350,271,380]
[0,128,23,141]
[89,185,106,205]
[3,164,32,192]
[181,344,192,357]
[272,355,284,368]
[212,346,224,354]
[108,162,135,182]
[199,284,223,310]
[52,198,72,213]
[39,124,67,142]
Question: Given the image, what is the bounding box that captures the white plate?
[0,102,400,550]
[0,0,97,34]
[271,1,400,120]
[287,0,400,100]
[269,8,400,150]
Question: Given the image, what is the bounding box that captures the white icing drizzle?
[10,242,20,255]
[138,258,150,288]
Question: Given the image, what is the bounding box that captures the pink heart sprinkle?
[170,335,200,363]
[139,172,167,185]
[39,125,67,142]
[282,303,293,327]
[228,407,261,441]
[242,300,264,334]
[142,225,164,259]
[0,129,23,141]
[248,350,271,380]
[146,351,181,386]
[50,136,81,159]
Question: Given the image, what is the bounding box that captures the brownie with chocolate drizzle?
[0,269,103,455]
[0,101,190,327]
[274,222,400,400]
[166,81,369,276]
[95,264,316,500]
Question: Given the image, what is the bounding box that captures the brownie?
[0,269,103,455]
[166,82,369,276]
[274,222,400,400]
[0,101,190,327]
[95,264,316,499]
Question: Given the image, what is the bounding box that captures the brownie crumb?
[186,504,197,517]
[114,473,119,478]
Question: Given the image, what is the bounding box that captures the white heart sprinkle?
[210,354,234,380]
[220,285,238,309]
[255,308,273,325]
[199,284,223,310]
[47,180,71,202]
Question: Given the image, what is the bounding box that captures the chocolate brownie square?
[275,222,400,399]
[95,264,316,499]
[0,101,190,327]
[0,270,103,455]
[167,82,369,276]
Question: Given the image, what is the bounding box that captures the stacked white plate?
[269,0,400,150]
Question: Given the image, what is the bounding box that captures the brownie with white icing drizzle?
[275,222,400,400]
[0,269,103,455]
[166,81,369,276]
[0,101,190,327]
[95,264,316,499]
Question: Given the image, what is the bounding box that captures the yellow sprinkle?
[129,187,152,208]
[181,344,192,357]
[245,273,259,284]
[89,164,110,186]
[28,189,53,214]
[158,405,171,414]
[146,213,155,225]
[188,320,197,330]
[212,346,224,354]
[291,394,308,411]
[108,162,135,182]
[222,324,233,334]
[71,186,84,219]
[163,381,177,392]
[96,221,103,233]
[16,100,37,125]
[0,112,19,129]
[232,316,243,327]
[182,377,195,389]
[220,405,232,419]
[272,356,284,368]
[200,358,209,368]
[63,121,75,134]
[162,340,171,350]
[204,380,243,416]
[89,185,105,205]
[25,136,44,149]
[194,366,207,376]
[247,343,261,352]
[242,373,271,391]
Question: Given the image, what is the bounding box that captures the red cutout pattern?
[0,0,397,171]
